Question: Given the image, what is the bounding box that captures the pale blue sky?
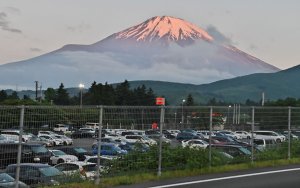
[1,0,300,69]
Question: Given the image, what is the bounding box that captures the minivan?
[0,143,51,169]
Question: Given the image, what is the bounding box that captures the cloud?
[249,44,258,51]
[0,11,22,33]
[30,48,42,52]
[5,7,21,14]
[67,22,90,33]
[206,25,232,45]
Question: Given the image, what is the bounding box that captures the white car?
[83,155,116,174]
[253,131,286,143]
[38,135,63,146]
[234,131,252,139]
[182,139,209,149]
[55,161,97,180]
[49,149,78,165]
[124,135,157,145]
[1,129,32,142]
[38,131,58,137]
[53,135,73,145]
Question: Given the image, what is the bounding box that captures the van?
[252,138,276,150]
[84,122,99,129]
[1,129,32,142]
[0,143,51,169]
[53,124,71,133]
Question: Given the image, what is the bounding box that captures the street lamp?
[79,83,84,108]
[181,99,185,124]
[227,105,231,125]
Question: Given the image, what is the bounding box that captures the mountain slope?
[128,64,300,104]
[0,16,279,89]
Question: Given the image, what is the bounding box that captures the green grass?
[51,158,300,188]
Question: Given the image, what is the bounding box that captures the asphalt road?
[115,164,300,188]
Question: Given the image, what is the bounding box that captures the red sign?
[156,97,165,105]
[152,122,158,129]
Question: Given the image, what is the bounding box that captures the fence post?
[158,105,165,176]
[209,106,213,167]
[15,105,25,188]
[95,106,103,185]
[251,106,255,164]
[288,107,291,160]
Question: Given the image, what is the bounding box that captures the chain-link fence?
[0,105,300,186]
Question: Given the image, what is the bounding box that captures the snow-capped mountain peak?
[113,16,213,45]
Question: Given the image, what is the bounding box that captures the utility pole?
[39,83,42,102]
[35,81,38,101]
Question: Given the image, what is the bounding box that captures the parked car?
[234,131,252,139]
[211,145,251,158]
[70,130,95,139]
[6,163,63,186]
[218,130,242,139]
[0,134,16,143]
[118,142,149,153]
[53,124,73,133]
[146,134,171,144]
[38,135,63,146]
[182,139,209,149]
[92,143,127,156]
[176,132,200,141]
[37,131,58,137]
[1,130,32,142]
[83,155,115,174]
[59,147,92,161]
[55,161,97,180]
[251,138,277,150]
[27,135,53,147]
[49,149,78,165]
[53,135,73,145]
[0,172,28,188]
[124,135,157,145]
[253,131,286,143]
[0,143,51,169]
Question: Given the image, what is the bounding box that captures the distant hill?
[7,64,300,105]
[129,64,300,104]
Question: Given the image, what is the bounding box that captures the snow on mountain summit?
[113,16,213,45]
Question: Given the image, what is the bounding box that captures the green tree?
[186,94,195,106]
[54,83,70,105]
[115,80,133,105]
[8,91,19,100]
[44,88,56,102]
[0,90,8,102]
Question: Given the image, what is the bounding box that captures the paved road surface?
[115,164,300,188]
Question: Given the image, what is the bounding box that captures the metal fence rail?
[0,105,300,186]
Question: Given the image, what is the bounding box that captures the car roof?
[8,163,50,168]
[56,161,96,166]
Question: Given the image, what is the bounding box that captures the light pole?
[227,105,231,125]
[79,83,84,108]
[174,112,177,128]
[181,99,185,125]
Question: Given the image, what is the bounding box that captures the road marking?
[148,167,300,188]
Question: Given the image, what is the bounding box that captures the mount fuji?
[0,16,279,88]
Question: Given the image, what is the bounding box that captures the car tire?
[57,159,64,164]
[276,138,281,143]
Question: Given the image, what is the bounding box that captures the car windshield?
[0,173,14,183]
[74,147,87,153]
[82,164,97,172]
[52,150,66,156]
[31,145,49,153]
[239,147,251,155]
[39,167,62,177]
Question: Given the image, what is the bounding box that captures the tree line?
[1,81,300,106]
